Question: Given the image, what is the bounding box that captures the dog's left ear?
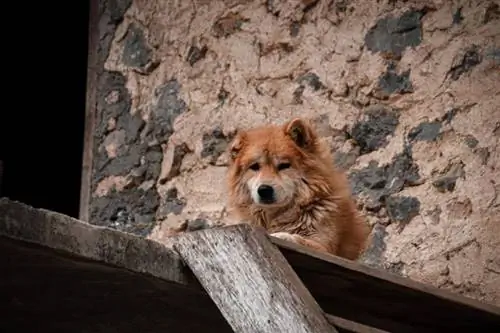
[284,118,317,149]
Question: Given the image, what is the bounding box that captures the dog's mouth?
[253,196,291,209]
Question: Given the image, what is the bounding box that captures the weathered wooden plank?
[4,198,497,332]
[1,236,233,333]
[0,198,192,285]
[272,237,500,332]
[79,0,99,222]
[173,224,338,333]
[1,198,366,333]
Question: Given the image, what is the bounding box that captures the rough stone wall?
[89,0,500,306]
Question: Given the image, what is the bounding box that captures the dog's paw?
[270,232,297,243]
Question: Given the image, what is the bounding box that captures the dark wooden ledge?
[1,198,499,332]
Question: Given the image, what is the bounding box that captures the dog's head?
[227,118,321,209]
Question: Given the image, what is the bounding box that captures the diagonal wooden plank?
[173,224,338,333]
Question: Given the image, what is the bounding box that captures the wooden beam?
[1,235,233,333]
[272,237,500,332]
[173,224,338,333]
[0,198,365,333]
[79,0,99,222]
[2,198,498,332]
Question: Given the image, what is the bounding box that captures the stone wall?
[88,0,500,306]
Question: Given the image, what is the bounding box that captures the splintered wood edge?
[270,235,500,317]
[172,224,338,333]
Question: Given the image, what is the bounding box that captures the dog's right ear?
[229,131,245,161]
[284,118,317,150]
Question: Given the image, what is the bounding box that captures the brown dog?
[226,118,370,260]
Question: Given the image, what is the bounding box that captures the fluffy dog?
[226,118,370,260]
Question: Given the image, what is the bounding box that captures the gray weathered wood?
[173,224,338,333]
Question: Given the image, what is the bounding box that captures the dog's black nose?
[257,184,275,203]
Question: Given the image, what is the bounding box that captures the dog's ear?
[228,131,246,161]
[284,118,317,149]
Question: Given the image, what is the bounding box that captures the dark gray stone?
[146,79,187,144]
[475,147,490,165]
[185,218,210,232]
[333,148,360,171]
[464,135,479,149]
[364,10,425,58]
[484,2,499,24]
[122,24,154,73]
[408,121,442,142]
[297,72,325,91]
[99,0,133,62]
[442,107,459,124]
[303,0,320,13]
[432,161,465,193]
[385,145,421,189]
[93,71,149,181]
[485,48,500,64]
[375,63,413,98]
[452,7,464,25]
[266,0,279,16]
[385,195,421,227]
[350,161,387,195]
[90,187,160,237]
[360,224,387,269]
[159,143,191,185]
[201,126,234,164]
[186,45,208,66]
[350,106,399,154]
[293,85,305,104]
[90,70,163,235]
[349,144,421,220]
[449,45,482,81]
[99,144,145,178]
[158,187,186,218]
[212,12,248,38]
[218,88,230,104]
[144,148,163,181]
[290,21,301,37]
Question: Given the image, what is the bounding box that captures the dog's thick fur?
[227,118,370,260]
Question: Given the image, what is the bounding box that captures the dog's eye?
[277,162,291,171]
[249,163,260,171]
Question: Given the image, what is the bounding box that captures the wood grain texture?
[272,236,500,332]
[173,224,338,333]
[79,0,99,222]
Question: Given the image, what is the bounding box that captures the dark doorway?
[0,1,90,218]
